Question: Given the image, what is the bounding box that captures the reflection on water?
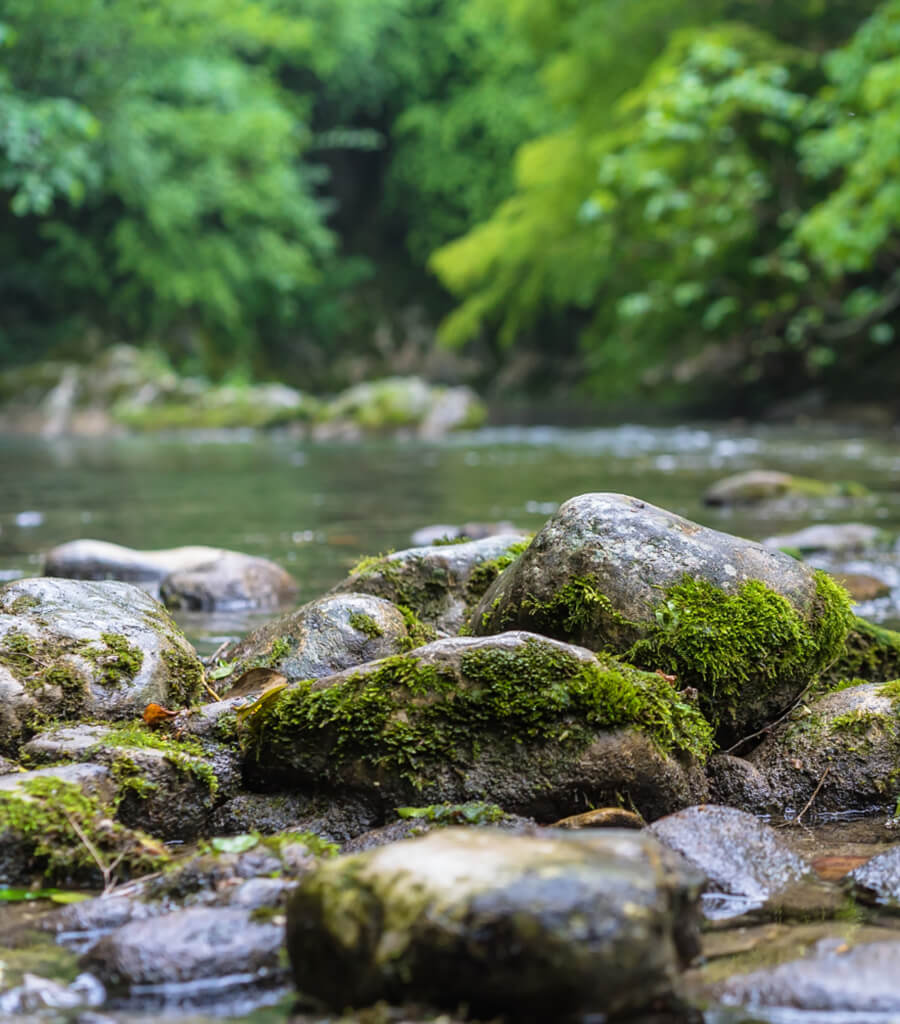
[1,424,899,650]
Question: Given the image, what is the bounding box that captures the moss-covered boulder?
[331,534,530,633]
[0,764,168,886]
[22,723,238,841]
[471,493,853,743]
[0,578,205,749]
[286,827,704,1019]
[216,593,415,691]
[703,470,867,506]
[823,616,900,688]
[747,681,900,815]
[241,631,712,821]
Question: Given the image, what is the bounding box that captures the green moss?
[268,636,291,664]
[394,604,438,652]
[243,638,714,792]
[824,618,900,688]
[111,754,159,800]
[0,776,168,883]
[878,679,900,701]
[0,631,39,675]
[395,801,508,825]
[464,540,531,606]
[347,552,451,623]
[349,552,395,577]
[161,644,205,707]
[8,594,40,615]
[79,632,144,688]
[99,723,217,794]
[260,830,339,859]
[349,612,384,639]
[778,546,804,561]
[828,708,891,738]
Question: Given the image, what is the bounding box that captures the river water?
[1,422,900,1022]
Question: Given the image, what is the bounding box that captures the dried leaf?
[235,680,289,725]
[142,702,179,727]
[227,667,287,699]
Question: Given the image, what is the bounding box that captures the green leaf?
[0,887,91,903]
[211,834,259,854]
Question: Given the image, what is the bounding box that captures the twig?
[793,766,831,826]
[203,639,231,667]
[203,681,222,702]
[62,809,125,894]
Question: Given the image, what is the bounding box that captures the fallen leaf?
[142,703,179,727]
[211,834,259,854]
[227,667,287,699]
[208,660,236,681]
[235,680,289,725]
[811,855,870,881]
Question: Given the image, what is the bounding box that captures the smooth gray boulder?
[330,533,529,632]
[0,578,205,747]
[216,592,415,690]
[159,551,297,611]
[286,827,704,1019]
[649,805,838,920]
[43,540,225,585]
[849,846,900,908]
[748,681,900,815]
[764,522,882,554]
[471,493,852,742]
[239,631,712,822]
[703,470,866,506]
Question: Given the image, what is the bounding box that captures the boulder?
[705,753,775,813]
[22,723,239,841]
[410,521,520,546]
[748,681,900,815]
[704,470,867,506]
[763,522,882,554]
[43,540,225,586]
[649,805,838,920]
[159,551,298,611]
[216,592,414,690]
[286,828,704,1019]
[849,846,900,908]
[240,631,712,822]
[823,616,900,687]
[471,493,853,742]
[832,572,891,602]
[331,534,530,632]
[0,578,205,747]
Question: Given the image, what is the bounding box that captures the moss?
[824,618,900,688]
[395,801,508,825]
[349,612,384,639]
[349,552,395,577]
[8,594,40,614]
[394,604,438,652]
[243,638,714,792]
[431,535,470,546]
[260,830,339,859]
[464,540,531,607]
[828,708,891,739]
[878,679,900,701]
[161,644,205,707]
[268,636,291,664]
[0,631,40,675]
[99,724,218,795]
[79,632,144,688]
[347,553,451,623]
[215,711,239,744]
[111,753,159,800]
[0,776,168,884]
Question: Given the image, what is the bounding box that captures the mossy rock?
[286,827,704,1019]
[216,593,415,691]
[822,617,900,689]
[240,631,712,821]
[0,578,205,750]
[331,533,530,633]
[747,681,900,814]
[470,493,853,743]
[703,470,868,506]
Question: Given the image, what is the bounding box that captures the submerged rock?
[217,592,413,689]
[704,470,867,506]
[240,631,712,822]
[22,723,238,841]
[748,681,900,815]
[286,827,704,1019]
[715,939,900,1015]
[331,534,530,633]
[649,805,837,920]
[471,493,852,742]
[0,578,205,748]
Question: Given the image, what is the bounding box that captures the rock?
[649,805,837,920]
[43,540,226,586]
[832,572,892,602]
[471,493,853,743]
[0,763,168,886]
[80,906,284,995]
[849,846,900,908]
[22,724,239,841]
[159,551,297,611]
[704,470,867,506]
[715,939,900,1015]
[419,385,487,437]
[763,522,882,554]
[0,578,205,745]
[410,521,520,546]
[748,681,900,815]
[705,754,775,813]
[286,828,704,1019]
[823,616,900,686]
[216,593,413,690]
[331,534,530,632]
[209,791,379,844]
[240,631,712,822]
[0,971,104,1015]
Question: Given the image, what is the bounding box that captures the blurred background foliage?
[1,0,899,413]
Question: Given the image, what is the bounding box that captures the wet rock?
[159,551,297,611]
[763,522,882,554]
[471,493,852,743]
[43,540,226,587]
[343,804,535,853]
[217,593,412,690]
[0,763,167,886]
[833,572,891,602]
[715,939,900,1014]
[705,754,776,813]
[748,681,900,815]
[331,534,530,633]
[80,905,285,995]
[849,845,900,908]
[0,578,205,745]
[209,791,379,843]
[704,470,866,506]
[649,805,838,920]
[287,827,704,1019]
[22,724,239,841]
[240,631,712,822]
[410,521,521,546]
[0,971,104,1014]
[39,893,164,945]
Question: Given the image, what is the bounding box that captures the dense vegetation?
[2,0,899,412]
